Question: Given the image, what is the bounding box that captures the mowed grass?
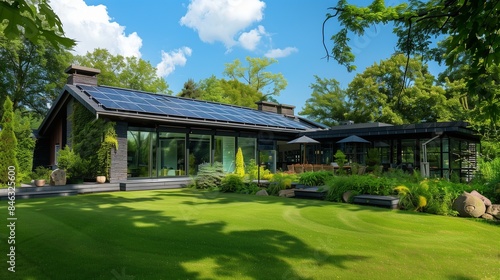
[0,189,499,280]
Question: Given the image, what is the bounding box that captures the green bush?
[220,174,245,193]
[246,159,272,181]
[325,175,397,202]
[299,171,334,187]
[268,172,296,195]
[237,183,261,195]
[476,158,500,203]
[31,166,51,181]
[57,146,89,183]
[195,162,225,189]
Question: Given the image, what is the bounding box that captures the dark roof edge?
[37,85,104,137]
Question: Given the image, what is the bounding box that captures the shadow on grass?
[8,191,370,279]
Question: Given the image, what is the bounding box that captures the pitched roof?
[38,84,325,136]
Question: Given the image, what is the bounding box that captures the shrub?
[220,174,245,193]
[195,162,225,189]
[268,172,296,195]
[299,171,334,187]
[31,166,51,181]
[57,145,89,183]
[237,183,261,195]
[334,150,347,174]
[0,97,19,186]
[366,148,381,172]
[325,175,397,202]
[246,159,272,181]
[235,147,245,177]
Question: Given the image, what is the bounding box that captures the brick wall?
[110,121,128,182]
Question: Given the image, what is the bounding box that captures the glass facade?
[127,130,156,178]
[158,132,186,176]
[214,136,236,173]
[127,128,259,178]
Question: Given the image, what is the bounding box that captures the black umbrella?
[336,135,370,144]
[288,136,319,164]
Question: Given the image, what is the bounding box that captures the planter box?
[352,195,400,209]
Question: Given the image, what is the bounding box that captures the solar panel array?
[77,85,312,130]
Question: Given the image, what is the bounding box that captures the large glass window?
[238,137,256,168]
[214,136,236,173]
[127,130,156,178]
[159,132,186,176]
[188,134,211,175]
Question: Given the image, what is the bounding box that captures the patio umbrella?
[336,135,370,144]
[287,135,319,164]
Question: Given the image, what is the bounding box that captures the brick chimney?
[255,100,279,113]
[278,104,295,115]
[65,64,100,86]
[256,101,295,115]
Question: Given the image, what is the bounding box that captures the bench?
[294,187,327,200]
[352,195,400,209]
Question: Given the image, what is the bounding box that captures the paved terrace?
[0,177,192,200]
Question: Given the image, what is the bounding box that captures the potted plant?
[32,166,51,187]
[96,125,118,183]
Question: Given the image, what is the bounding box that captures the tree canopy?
[223,56,287,102]
[73,48,171,94]
[0,33,71,116]
[0,0,75,49]
[301,54,452,125]
[323,0,500,119]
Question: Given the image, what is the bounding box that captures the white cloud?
[51,0,142,57]
[265,47,298,58]
[180,0,265,49]
[238,25,267,51]
[156,47,193,77]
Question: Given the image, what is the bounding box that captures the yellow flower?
[394,185,410,195]
[417,196,427,209]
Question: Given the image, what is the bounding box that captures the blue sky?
[51,0,433,115]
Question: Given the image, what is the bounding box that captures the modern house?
[34,65,481,183]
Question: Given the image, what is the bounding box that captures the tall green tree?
[223,56,287,101]
[197,76,261,108]
[13,110,36,182]
[345,54,448,124]
[0,0,75,49]
[299,75,350,127]
[323,0,500,120]
[0,34,71,116]
[74,48,171,94]
[178,79,201,99]
[0,97,19,185]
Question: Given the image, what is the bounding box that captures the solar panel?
[76,85,313,130]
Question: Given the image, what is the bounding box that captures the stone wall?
[110,121,128,182]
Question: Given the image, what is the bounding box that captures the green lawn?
[1,189,499,280]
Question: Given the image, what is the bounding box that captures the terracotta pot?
[96,176,106,184]
[34,179,46,187]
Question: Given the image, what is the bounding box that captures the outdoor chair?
[304,164,314,172]
[313,164,323,171]
[287,164,295,173]
[294,164,304,173]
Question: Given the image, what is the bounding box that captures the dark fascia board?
[37,85,105,137]
[305,121,480,141]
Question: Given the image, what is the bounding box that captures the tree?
[13,110,36,182]
[0,97,19,185]
[178,79,201,99]
[197,76,261,108]
[345,54,449,124]
[73,48,171,94]
[0,35,72,116]
[235,147,245,177]
[0,0,75,49]
[223,56,287,101]
[323,0,500,120]
[299,75,350,127]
